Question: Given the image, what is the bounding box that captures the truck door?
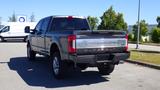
[37,18,51,53]
[31,20,43,51]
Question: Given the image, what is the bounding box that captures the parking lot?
[0,42,160,90]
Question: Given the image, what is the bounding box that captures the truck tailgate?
[75,30,128,54]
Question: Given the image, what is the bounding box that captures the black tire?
[0,37,4,42]
[51,52,67,79]
[27,44,36,61]
[98,64,115,75]
[23,37,27,42]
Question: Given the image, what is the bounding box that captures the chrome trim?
[76,38,127,49]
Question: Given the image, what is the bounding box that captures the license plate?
[96,54,110,60]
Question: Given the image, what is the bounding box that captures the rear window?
[51,18,90,30]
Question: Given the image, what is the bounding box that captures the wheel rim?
[27,46,30,58]
[53,57,60,75]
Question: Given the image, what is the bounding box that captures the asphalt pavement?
[0,42,160,90]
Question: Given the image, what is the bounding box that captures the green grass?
[130,50,160,65]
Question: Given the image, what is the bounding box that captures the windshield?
[0,26,9,33]
[52,18,90,30]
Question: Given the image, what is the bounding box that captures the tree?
[151,16,160,43]
[87,16,98,30]
[132,20,148,41]
[132,24,138,41]
[151,27,160,43]
[140,20,148,36]
[128,33,134,41]
[8,12,17,22]
[98,6,127,30]
[30,13,35,22]
[115,13,127,31]
[156,16,160,28]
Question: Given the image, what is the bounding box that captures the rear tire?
[51,52,67,79]
[98,64,115,75]
[27,44,36,61]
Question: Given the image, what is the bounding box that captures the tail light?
[68,35,76,54]
[125,34,128,51]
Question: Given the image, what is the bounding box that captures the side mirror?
[24,26,30,33]
[30,29,37,34]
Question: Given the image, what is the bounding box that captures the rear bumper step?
[73,52,130,65]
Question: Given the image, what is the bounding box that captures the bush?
[151,27,160,43]
[128,33,134,41]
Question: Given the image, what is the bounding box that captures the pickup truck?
[25,16,130,79]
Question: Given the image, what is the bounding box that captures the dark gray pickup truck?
[25,16,130,79]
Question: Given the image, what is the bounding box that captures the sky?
[0,0,159,25]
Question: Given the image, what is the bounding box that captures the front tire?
[27,44,36,61]
[0,37,4,42]
[51,52,67,79]
[23,36,27,42]
[98,64,115,75]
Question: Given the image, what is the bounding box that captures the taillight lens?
[125,34,128,51]
[68,35,76,54]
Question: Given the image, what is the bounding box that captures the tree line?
[87,6,127,31]
[8,12,36,22]
[87,6,160,43]
[1,6,160,43]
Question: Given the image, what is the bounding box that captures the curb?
[125,59,160,70]
[129,48,160,53]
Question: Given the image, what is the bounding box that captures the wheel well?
[50,43,60,56]
[23,36,27,42]
[0,36,4,39]
[27,41,30,46]
[0,36,5,42]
